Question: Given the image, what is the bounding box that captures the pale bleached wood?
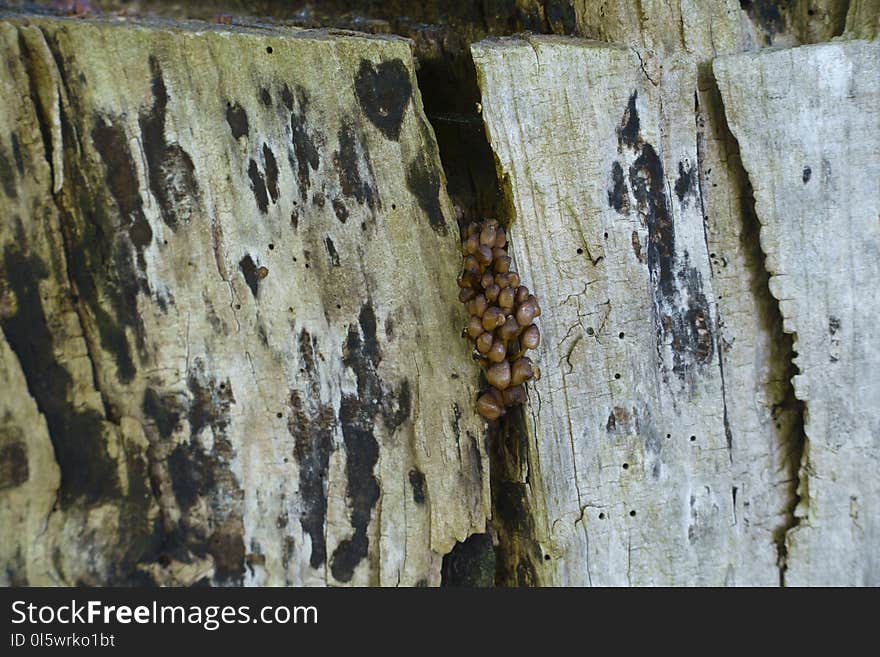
[0,15,489,586]
[714,40,880,586]
[473,35,798,585]
[473,30,820,585]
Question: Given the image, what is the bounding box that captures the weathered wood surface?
[474,35,795,585]
[714,40,880,586]
[0,15,490,586]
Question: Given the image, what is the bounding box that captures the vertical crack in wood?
[413,35,546,585]
[696,65,806,586]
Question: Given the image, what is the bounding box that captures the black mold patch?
[608,160,629,213]
[64,183,141,383]
[324,236,340,267]
[139,57,199,230]
[11,132,24,175]
[383,378,411,433]
[289,389,334,569]
[91,116,153,279]
[262,144,280,204]
[331,303,382,582]
[617,91,641,150]
[225,102,249,140]
[674,160,697,205]
[187,359,234,438]
[333,123,377,210]
[247,159,269,214]
[332,198,349,223]
[238,254,261,297]
[280,83,294,110]
[259,88,272,106]
[441,533,495,587]
[626,135,714,377]
[289,328,335,570]
[406,158,447,235]
[408,468,426,505]
[298,327,317,374]
[0,146,17,198]
[1,247,118,508]
[287,85,320,201]
[354,58,412,141]
[630,143,675,299]
[167,441,213,511]
[207,518,246,584]
[0,437,29,490]
[142,388,181,439]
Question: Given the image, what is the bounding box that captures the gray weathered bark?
[0,14,489,586]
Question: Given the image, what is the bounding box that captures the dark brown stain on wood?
[291,328,336,569]
[1,246,119,509]
[225,101,249,139]
[139,57,199,231]
[406,156,447,235]
[354,58,412,141]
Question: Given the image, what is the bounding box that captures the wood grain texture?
[0,15,489,586]
[715,39,880,585]
[473,35,796,585]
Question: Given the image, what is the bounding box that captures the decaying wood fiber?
[715,40,880,585]
[0,15,490,586]
[473,4,878,584]
[474,37,785,585]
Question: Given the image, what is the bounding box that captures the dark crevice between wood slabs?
[696,65,806,587]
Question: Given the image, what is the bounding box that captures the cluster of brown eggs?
[458,219,541,420]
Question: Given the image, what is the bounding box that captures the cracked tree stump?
[1,2,878,588]
[714,40,880,586]
[0,14,490,586]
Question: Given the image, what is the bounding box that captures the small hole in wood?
[268,244,275,250]
[577,247,583,254]
[618,332,625,339]
[614,373,621,380]
[235,303,241,310]
[622,463,629,470]
[598,512,605,520]
[544,554,551,561]
[604,232,609,239]
[276,412,283,419]
[690,435,696,442]
[391,203,396,210]
[336,304,341,309]
[586,327,595,335]
[629,510,636,517]
[266,46,273,54]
